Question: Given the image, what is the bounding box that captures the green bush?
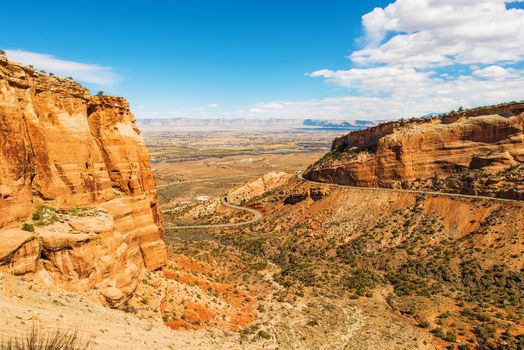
[21,223,34,232]
[344,268,381,296]
[257,330,271,340]
[32,206,58,227]
[443,331,457,343]
[418,320,430,328]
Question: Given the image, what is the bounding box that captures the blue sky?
[3,0,524,120]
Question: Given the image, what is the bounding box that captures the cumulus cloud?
[472,65,512,80]
[354,0,524,67]
[249,74,524,119]
[251,0,524,120]
[5,50,119,87]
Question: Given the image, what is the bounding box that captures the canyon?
[155,105,524,348]
[1,56,523,349]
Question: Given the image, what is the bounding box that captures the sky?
[2,0,524,120]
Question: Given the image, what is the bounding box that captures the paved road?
[162,171,521,231]
[297,172,522,204]
[164,196,263,230]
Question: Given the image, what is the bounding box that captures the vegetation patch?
[21,223,34,233]
[31,206,59,227]
[0,325,91,350]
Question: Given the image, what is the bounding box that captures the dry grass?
[0,326,91,350]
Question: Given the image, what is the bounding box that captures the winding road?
[297,172,523,204]
[164,196,263,230]
[161,170,521,230]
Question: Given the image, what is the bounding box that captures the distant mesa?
[137,117,378,131]
[302,119,377,130]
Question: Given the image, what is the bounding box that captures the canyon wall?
[0,56,166,306]
[305,103,524,199]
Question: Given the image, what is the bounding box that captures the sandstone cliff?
[305,103,524,199]
[0,56,166,306]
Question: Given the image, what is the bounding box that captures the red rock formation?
[305,103,524,199]
[0,56,166,306]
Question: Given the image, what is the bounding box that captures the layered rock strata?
[305,103,524,199]
[0,56,166,306]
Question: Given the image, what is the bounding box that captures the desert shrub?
[0,325,91,350]
[336,235,372,264]
[257,330,271,340]
[21,223,34,232]
[432,327,446,338]
[431,174,443,190]
[443,331,457,343]
[418,320,430,328]
[387,272,439,296]
[96,91,104,96]
[343,268,381,296]
[473,324,496,341]
[65,207,97,217]
[32,206,58,226]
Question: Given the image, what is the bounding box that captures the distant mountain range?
[137,118,378,131]
[302,119,377,130]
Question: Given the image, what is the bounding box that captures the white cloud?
[354,0,524,67]
[249,0,524,120]
[249,73,524,119]
[207,103,219,108]
[472,65,512,80]
[5,50,119,87]
[309,66,432,94]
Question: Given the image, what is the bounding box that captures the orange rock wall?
[305,105,524,194]
[0,57,166,304]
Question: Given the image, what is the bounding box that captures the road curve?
[162,171,520,231]
[297,172,523,204]
[164,196,263,230]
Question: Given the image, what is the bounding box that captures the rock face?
[305,103,524,199]
[0,56,166,306]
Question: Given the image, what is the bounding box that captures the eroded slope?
[219,176,524,348]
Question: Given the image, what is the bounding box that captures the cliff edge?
[0,56,166,307]
[305,103,524,200]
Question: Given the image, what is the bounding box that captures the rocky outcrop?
[305,103,524,199]
[283,187,329,205]
[227,172,292,205]
[0,56,166,306]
